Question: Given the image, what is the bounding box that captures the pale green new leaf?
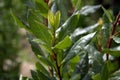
[55,11,61,29]
[54,35,72,49]
[48,11,61,31]
[48,11,55,29]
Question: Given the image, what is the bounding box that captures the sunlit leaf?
[57,14,80,41]
[54,35,72,49]
[62,32,96,65]
[113,36,120,44]
[76,5,101,15]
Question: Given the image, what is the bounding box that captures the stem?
[106,11,120,60]
[55,53,62,80]
[52,27,62,80]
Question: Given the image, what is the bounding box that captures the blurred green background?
[0,0,119,80]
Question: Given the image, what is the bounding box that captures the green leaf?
[27,34,45,57]
[11,10,28,30]
[100,61,110,80]
[92,73,101,80]
[71,53,88,79]
[36,62,49,76]
[75,0,82,11]
[58,14,80,41]
[102,7,114,23]
[109,69,120,80]
[35,0,49,18]
[63,32,96,64]
[37,70,50,80]
[48,11,61,31]
[31,70,39,80]
[48,11,55,29]
[37,55,54,68]
[103,48,120,57]
[55,11,61,29]
[76,5,101,15]
[28,10,52,47]
[113,36,120,44]
[54,35,72,49]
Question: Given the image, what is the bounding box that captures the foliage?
[0,0,25,80]
[12,0,120,80]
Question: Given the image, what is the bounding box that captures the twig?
[106,11,120,60]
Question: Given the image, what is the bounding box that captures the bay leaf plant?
[11,0,120,80]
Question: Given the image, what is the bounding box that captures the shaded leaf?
[31,70,39,80]
[103,48,120,57]
[36,62,49,76]
[27,33,45,57]
[72,53,88,79]
[35,0,49,18]
[109,69,120,80]
[11,10,28,30]
[37,70,50,80]
[28,10,52,47]
[75,0,82,11]
[102,7,114,23]
[92,73,101,80]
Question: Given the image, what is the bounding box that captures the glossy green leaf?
[113,36,120,44]
[37,70,50,80]
[76,5,101,15]
[63,32,96,64]
[54,35,72,49]
[102,7,114,23]
[58,14,80,41]
[35,0,49,18]
[36,62,49,76]
[103,48,120,57]
[71,53,88,79]
[31,70,39,80]
[28,10,52,47]
[27,34,45,57]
